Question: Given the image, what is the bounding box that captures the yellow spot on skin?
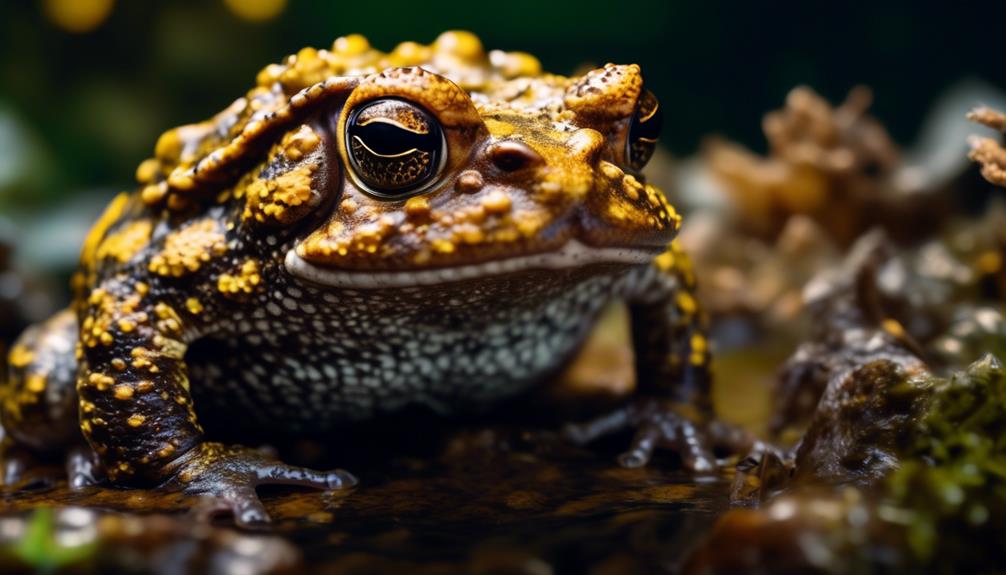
[404,196,431,221]
[662,199,681,230]
[137,381,155,393]
[244,162,319,224]
[185,298,204,315]
[334,34,370,55]
[387,41,430,66]
[136,282,149,297]
[81,288,127,349]
[676,291,697,317]
[483,119,516,138]
[622,175,643,201]
[272,166,316,209]
[149,219,227,277]
[495,51,542,79]
[273,47,333,92]
[280,125,321,161]
[8,345,34,368]
[111,358,127,372]
[153,306,183,335]
[135,158,160,183]
[512,210,549,238]
[482,190,512,213]
[455,223,484,244]
[431,238,456,254]
[122,297,140,314]
[127,414,146,427]
[217,259,262,297]
[130,347,158,371]
[690,334,708,354]
[97,220,152,264]
[117,319,136,333]
[340,198,358,215]
[114,385,135,400]
[642,183,664,209]
[87,372,115,392]
[141,183,168,205]
[599,161,624,181]
[654,250,676,272]
[433,30,484,61]
[79,193,129,281]
[603,204,632,226]
[26,374,47,394]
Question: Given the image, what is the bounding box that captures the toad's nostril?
[488,141,544,172]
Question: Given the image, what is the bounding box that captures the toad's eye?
[626,90,662,172]
[346,99,446,196]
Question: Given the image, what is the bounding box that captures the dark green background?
[1,0,1004,207]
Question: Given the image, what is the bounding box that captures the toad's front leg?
[564,242,758,473]
[77,279,355,525]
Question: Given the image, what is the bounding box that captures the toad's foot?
[0,442,103,490]
[563,398,760,474]
[164,442,357,527]
[0,442,35,487]
[66,445,103,489]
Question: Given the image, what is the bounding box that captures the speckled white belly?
[187,266,645,432]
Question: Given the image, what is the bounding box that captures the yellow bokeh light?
[222,0,288,22]
[43,0,115,33]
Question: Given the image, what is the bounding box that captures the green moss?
[885,354,1006,568]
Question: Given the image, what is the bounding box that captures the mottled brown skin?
[0,32,747,524]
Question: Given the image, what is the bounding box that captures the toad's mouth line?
[284,240,660,289]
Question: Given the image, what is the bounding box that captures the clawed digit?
[564,398,758,474]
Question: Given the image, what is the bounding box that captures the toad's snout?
[474,128,679,250]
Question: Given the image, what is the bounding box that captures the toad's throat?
[284,240,658,289]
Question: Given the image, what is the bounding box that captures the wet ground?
[0,426,734,574]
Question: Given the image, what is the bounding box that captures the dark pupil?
[348,103,442,194]
[353,121,434,156]
[627,93,663,171]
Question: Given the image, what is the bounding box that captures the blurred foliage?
[3,508,98,571]
[1,0,1006,210]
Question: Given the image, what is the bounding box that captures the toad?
[1,31,747,524]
